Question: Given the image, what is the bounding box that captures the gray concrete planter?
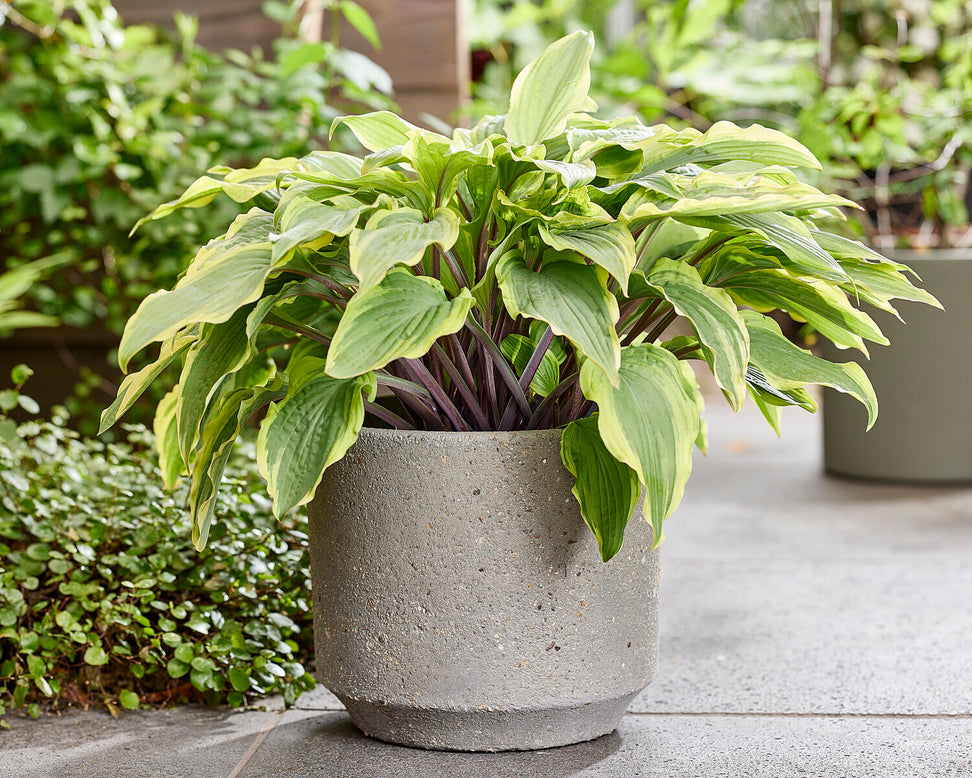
[822,249,972,482]
[307,427,660,752]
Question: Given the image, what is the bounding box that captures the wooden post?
[321,0,469,126]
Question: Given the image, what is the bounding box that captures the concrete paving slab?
[627,403,972,717]
[233,708,972,778]
[635,558,972,715]
[0,706,279,778]
[668,403,972,561]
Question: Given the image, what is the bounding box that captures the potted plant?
[795,0,971,481]
[101,31,933,750]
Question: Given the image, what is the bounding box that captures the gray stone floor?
[4,401,972,777]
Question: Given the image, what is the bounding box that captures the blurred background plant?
[0,0,391,429]
[467,0,972,248]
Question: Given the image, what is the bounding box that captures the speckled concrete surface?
[309,428,659,750]
[4,400,971,777]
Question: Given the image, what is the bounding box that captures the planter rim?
[882,247,972,262]
[357,426,565,440]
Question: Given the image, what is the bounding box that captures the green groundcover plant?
[0,375,315,725]
[102,32,937,561]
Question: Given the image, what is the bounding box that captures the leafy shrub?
[0,380,315,725]
[0,0,392,422]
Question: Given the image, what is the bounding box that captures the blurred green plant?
[0,0,392,423]
[466,0,817,129]
[796,0,972,247]
[468,0,972,247]
[0,259,62,335]
[0,370,315,725]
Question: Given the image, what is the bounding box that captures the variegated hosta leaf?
[538,221,636,294]
[270,196,361,264]
[809,233,941,312]
[639,122,821,176]
[742,310,877,429]
[623,170,853,223]
[527,158,597,189]
[561,415,641,562]
[190,370,287,550]
[403,131,494,204]
[153,388,184,490]
[580,344,704,547]
[176,308,255,460]
[350,206,460,292]
[505,30,595,146]
[500,332,565,397]
[131,158,300,232]
[496,251,621,382]
[258,360,377,517]
[118,209,275,369]
[332,111,419,152]
[99,328,197,434]
[644,258,750,410]
[646,208,847,283]
[325,269,474,378]
[723,267,887,352]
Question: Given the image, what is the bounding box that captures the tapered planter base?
[339,692,639,752]
[308,428,660,752]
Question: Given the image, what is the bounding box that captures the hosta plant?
[101,31,937,561]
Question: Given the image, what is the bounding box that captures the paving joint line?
[626,710,972,719]
[226,708,286,778]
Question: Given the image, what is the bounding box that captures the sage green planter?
[822,249,972,482]
[308,427,660,752]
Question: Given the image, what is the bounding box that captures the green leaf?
[271,197,360,264]
[341,1,381,49]
[528,158,597,189]
[119,690,140,710]
[258,361,376,517]
[131,161,296,231]
[580,344,703,546]
[639,122,822,175]
[99,329,196,433]
[505,31,595,146]
[403,131,494,205]
[83,646,109,666]
[118,210,274,370]
[561,415,641,562]
[350,207,460,292]
[538,221,636,294]
[176,308,255,459]
[642,259,750,410]
[325,269,473,378]
[280,42,328,77]
[153,388,185,490]
[228,667,251,692]
[629,174,849,219]
[742,310,877,429]
[166,658,190,678]
[500,333,564,397]
[748,385,785,436]
[497,252,621,382]
[332,111,418,152]
[723,268,887,352]
[189,371,287,549]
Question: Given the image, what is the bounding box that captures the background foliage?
[0,0,392,424]
[468,0,972,247]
